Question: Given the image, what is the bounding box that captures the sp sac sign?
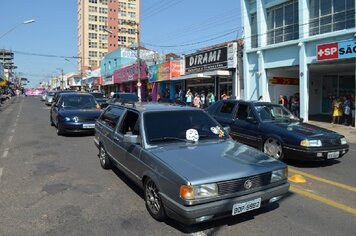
[317,43,338,61]
[317,39,356,61]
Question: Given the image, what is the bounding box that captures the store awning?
[172,70,231,81]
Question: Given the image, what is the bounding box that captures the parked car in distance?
[94,103,289,225]
[45,91,56,106]
[205,100,349,161]
[41,91,48,101]
[101,92,139,108]
[90,92,107,107]
[50,93,102,135]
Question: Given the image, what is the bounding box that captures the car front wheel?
[99,145,112,169]
[56,122,65,136]
[144,179,166,221]
[263,137,284,160]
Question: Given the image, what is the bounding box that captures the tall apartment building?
[77,0,140,72]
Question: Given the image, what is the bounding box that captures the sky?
[0,0,241,88]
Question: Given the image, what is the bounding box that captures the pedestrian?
[200,91,206,108]
[207,91,215,106]
[279,95,288,108]
[342,96,351,126]
[185,89,193,106]
[193,93,201,108]
[178,89,184,103]
[331,97,343,124]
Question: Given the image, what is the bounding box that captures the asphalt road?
[0,96,355,236]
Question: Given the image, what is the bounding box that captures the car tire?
[56,122,65,136]
[99,145,112,169]
[50,116,54,126]
[144,178,166,222]
[263,137,285,160]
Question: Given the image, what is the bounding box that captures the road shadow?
[61,132,95,138]
[285,159,341,168]
[110,165,144,199]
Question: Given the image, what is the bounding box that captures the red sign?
[270,77,299,85]
[317,43,338,61]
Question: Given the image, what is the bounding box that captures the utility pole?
[61,68,64,90]
[136,22,141,102]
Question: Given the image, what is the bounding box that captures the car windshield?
[48,92,55,96]
[144,110,226,145]
[255,104,295,122]
[61,95,98,109]
[91,93,105,99]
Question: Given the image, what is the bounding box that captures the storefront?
[148,60,181,102]
[113,62,148,100]
[173,41,242,103]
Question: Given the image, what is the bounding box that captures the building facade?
[77,0,140,72]
[242,0,355,123]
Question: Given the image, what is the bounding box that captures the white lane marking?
[190,232,207,236]
[2,149,9,158]
[13,123,17,127]
[8,136,13,143]
[0,168,3,182]
[11,129,15,133]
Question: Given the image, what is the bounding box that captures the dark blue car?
[50,93,102,135]
[206,100,349,161]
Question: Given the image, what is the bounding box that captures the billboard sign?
[317,39,356,61]
[148,61,181,83]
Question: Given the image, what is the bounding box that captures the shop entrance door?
[321,74,355,113]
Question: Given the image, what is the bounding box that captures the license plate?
[327,152,339,159]
[83,124,95,129]
[232,198,261,216]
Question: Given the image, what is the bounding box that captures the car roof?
[59,92,93,97]
[219,99,281,106]
[109,103,198,113]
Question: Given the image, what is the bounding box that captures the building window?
[100,0,108,4]
[89,51,98,57]
[99,16,108,22]
[118,1,127,9]
[89,15,97,21]
[89,42,98,48]
[89,24,97,30]
[89,6,97,12]
[119,9,126,17]
[99,7,108,14]
[128,12,136,18]
[128,3,136,10]
[267,0,298,45]
[89,33,98,39]
[250,13,257,48]
[99,34,108,40]
[118,36,127,43]
[89,60,98,67]
[89,0,97,3]
[309,0,355,36]
[128,37,136,44]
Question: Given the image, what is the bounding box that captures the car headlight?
[340,137,347,145]
[64,117,71,122]
[300,139,322,147]
[180,183,218,200]
[271,168,288,183]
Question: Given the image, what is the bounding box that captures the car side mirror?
[123,134,140,144]
[246,116,258,124]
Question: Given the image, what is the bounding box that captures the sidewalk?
[0,96,18,112]
[307,120,356,144]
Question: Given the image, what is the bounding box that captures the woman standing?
[185,89,193,106]
[331,98,343,124]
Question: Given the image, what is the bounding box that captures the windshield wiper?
[149,137,195,143]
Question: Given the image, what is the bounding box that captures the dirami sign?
[317,39,356,61]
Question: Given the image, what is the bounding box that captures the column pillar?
[299,44,309,122]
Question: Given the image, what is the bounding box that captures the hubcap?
[146,181,160,214]
[100,147,106,165]
[264,138,282,159]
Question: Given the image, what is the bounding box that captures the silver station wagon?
[94,103,290,225]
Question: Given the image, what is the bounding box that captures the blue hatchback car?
[50,93,102,135]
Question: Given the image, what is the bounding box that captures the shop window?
[309,0,355,36]
[267,0,299,45]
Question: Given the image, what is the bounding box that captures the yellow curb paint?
[288,174,307,183]
[289,168,356,192]
[290,186,356,215]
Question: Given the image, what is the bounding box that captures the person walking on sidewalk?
[331,97,343,124]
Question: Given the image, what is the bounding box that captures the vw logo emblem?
[244,180,253,190]
[73,116,79,123]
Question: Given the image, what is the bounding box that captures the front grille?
[217,172,271,195]
[321,138,341,147]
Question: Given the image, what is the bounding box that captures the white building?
[242,0,355,123]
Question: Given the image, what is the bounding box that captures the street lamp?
[0,19,35,40]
